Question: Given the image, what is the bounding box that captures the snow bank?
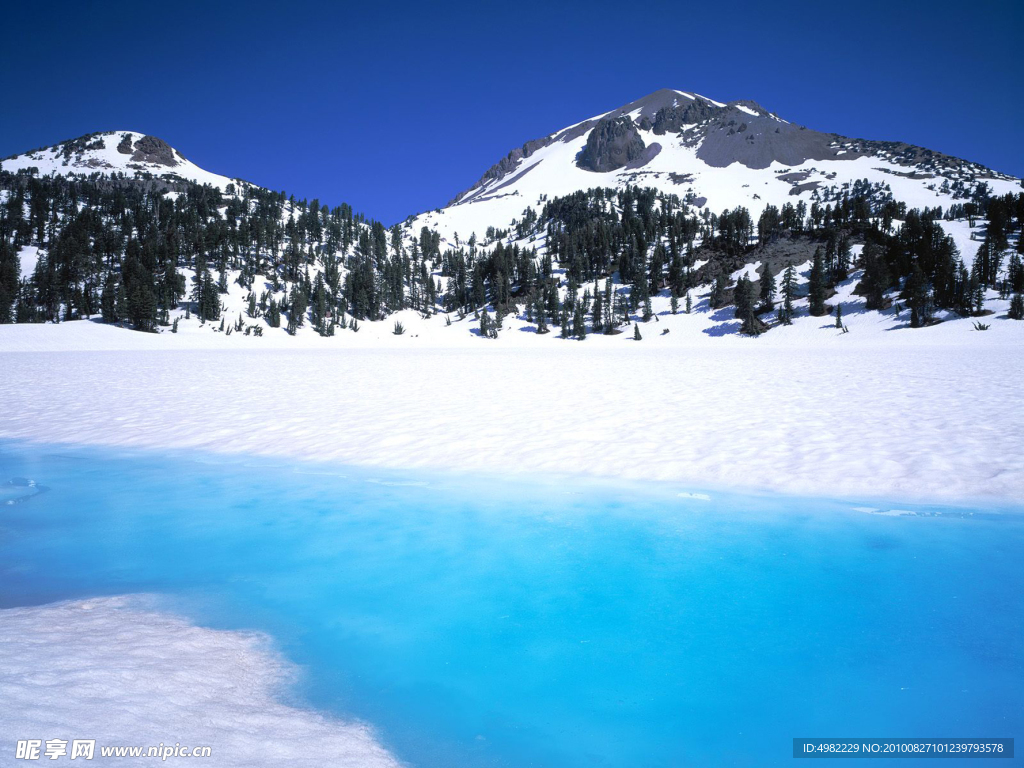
[1,332,1021,504]
[0,596,401,767]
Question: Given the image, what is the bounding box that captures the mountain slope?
[1,130,239,190]
[409,88,1020,248]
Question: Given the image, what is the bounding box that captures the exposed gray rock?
[652,100,721,135]
[789,182,820,195]
[130,135,178,167]
[696,108,851,169]
[577,116,647,172]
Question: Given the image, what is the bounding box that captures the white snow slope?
[0,130,239,190]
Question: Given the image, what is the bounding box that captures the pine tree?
[101,274,119,323]
[780,263,797,324]
[128,283,157,332]
[685,291,692,314]
[861,243,891,310]
[906,265,933,328]
[591,291,604,333]
[759,264,776,312]
[710,273,728,309]
[633,323,642,341]
[573,302,586,340]
[808,248,827,316]
[266,298,281,328]
[835,303,843,328]
[734,276,760,335]
[836,236,851,281]
[969,267,984,315]
[535,296,548,334]
[1009,292,1024,320]
[0,242,19,323]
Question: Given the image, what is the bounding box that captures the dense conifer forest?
[1,166,1022,337]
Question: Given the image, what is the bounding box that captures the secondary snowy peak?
[415,88,1020,247]
[0,130,239,189]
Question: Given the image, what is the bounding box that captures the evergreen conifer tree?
[759,264,776,312]
[0,242,19,323]
[861,244,891,310]
[710,274,728,309]
[1009,292,1024,320]
[906,265,933,328]
[781,263,797,324]
[808,248,827,316]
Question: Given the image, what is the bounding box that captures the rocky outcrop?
[576,116,647,173]
[651,100,721,135]
[129,135,177,167]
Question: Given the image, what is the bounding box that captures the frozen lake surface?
[1,442,1021,766]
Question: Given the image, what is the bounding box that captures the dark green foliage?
[779,264,796,324]
[906,265,934,328]
[1008,292,1024,320]
[860,242,891,310]
[734,275,761,335]
[266,298,281,328]
[758,264,775,312]
[0,241,18,323]
[709,273,728,309]
[808,248,827,316]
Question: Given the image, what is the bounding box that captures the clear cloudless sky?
[3,0,1021,224]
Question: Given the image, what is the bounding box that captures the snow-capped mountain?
[0,130,239,190]
[409,88,1020,246]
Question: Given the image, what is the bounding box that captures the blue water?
[0,442,1020,767]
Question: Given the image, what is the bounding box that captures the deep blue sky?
[3,0,1021,224]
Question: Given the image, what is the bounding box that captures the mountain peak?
[418,87,1018,250]
[1,130,237,189]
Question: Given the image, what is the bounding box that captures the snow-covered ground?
[0,596,400,767]
[1,316,1021,505]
